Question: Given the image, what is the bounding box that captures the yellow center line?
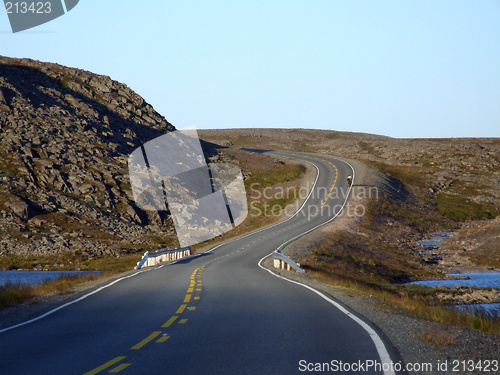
[184,294,192,303]
[176,304,187,314]
[109,363,132,373]
[322,164,338,206]
[83,356,126,375]
[189,306,197,311]
[179,319,188,324]
[131,331,162,350]
[187,288,194,293]
[156,335,171,343]
[194,296,200,300]
[162,316,178,328]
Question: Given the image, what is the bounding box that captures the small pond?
[410,272,500,316]
[0,270,101,286]
[411,272,500,289]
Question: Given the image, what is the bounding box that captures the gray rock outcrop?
[0,56,183,267]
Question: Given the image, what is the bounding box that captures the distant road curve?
[0,151,399,375]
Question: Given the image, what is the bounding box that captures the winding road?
[0,151,398,375]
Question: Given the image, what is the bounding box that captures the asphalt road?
[0,151,398,375]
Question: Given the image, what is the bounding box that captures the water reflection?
[0,270,101,286]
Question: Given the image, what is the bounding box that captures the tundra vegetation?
[200,129,500,335]
[1,58,498,335]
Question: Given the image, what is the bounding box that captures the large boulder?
[6,196,35,220]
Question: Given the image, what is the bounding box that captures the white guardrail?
[136,246,191,270]
[272,250,305,273]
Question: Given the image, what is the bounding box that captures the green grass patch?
[436,194,499,221]
[369,161,430,188]
[245,164,306,190]
[80,255,142,274]
[301,230,432,286]
[365,192,445,232]
[145,234,178,248]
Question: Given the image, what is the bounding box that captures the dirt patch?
[200,128,500,222]
[437,217,500,272]
[201,129,500,274]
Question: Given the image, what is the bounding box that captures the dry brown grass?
[310,269,500,334]
[416,325,457,347]
[299,190,500,335]
[0,273,99,309]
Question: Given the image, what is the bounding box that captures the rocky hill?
[0,56,180,268]
[201,129,500,272]
[201,128,500,220]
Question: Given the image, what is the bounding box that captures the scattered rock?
[0,55,182,266]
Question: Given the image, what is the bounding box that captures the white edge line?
[202,155,320,254]
[257,259,395,375]
[273,155,354,253]
[0,269,152,334]
[0,152,318,333]
[257,156,396,375]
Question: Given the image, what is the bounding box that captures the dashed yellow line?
[84,356,127,375]
[156,335,171,343]
[109,363,132,373]
[162,316,178,328]
[131,331,161,350]
[322,163,338,206]
[176,304,187,314]
[86,265,204,373]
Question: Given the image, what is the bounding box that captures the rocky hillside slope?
[201,129,500,272]
[0,56,179,268]
[201,128,500,218]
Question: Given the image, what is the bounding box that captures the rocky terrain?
[1,57,498,370]
[0,57,305,271]
[1,56,498,280]
[201,128,500,210]
[0,56,182,268]
[200,129,500,274]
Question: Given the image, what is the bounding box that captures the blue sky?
[1,1,499,138]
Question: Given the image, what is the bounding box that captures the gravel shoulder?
[260,262,500,375]
[260,156,500,374]
[2,153,498,375]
